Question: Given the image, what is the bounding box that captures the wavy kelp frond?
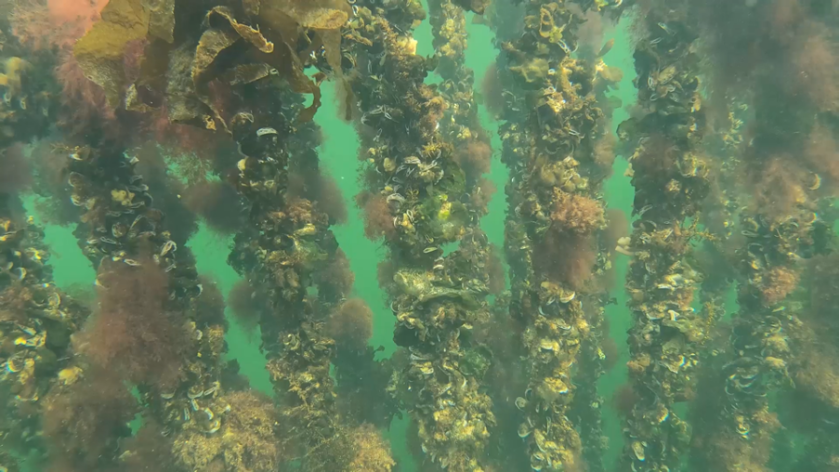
[164,43,205,124]
[190,8,260,130]
[77,0,350,125]
[147,0,176,44]
[72,0,151,108]
[260,0,350,30]
[10,0,109,52]
[254,0,351,121]
[212,0,351,122]
[207,6,274,54]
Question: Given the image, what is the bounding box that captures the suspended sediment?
[0,0,836,471]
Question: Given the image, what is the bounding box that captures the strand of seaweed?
[61,0,399,469]
[346,3,497,470]
[0,39,156,471]
[426,0,497,224]
[0,38,174,470]
[426,4,521,470]
[227,96,357,472]
[559,7,628,472]
[227,85,396,471]
[206,4,399,469]
[0,193,92,472]
[489,0,624,470]
[786,249,839,471]
[279,96,401,433]
[0,35,79,470]
[60,143,288,472]
[427,2,541,470]
[684,97,746,472]
[614,2,716,469]
[685,0,839,469]
[63,143,224,401]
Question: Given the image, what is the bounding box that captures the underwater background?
[0,0,840,472]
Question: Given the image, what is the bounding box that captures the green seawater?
[15,6,749,471]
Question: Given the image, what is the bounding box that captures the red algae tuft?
[377,259,397,291]
[314,173,348,224]
[195,276,227,327]
[601,337,619,371]
[486,246,506,295]
[804,124,839,195]
[119,420,180,472]
[550,192,605,234]
[612,383,637,417]
[54,53,113,127]
[75,257,188,389]
[593,133,617,175]
[470,177,496,214]
[315,248,355,300]
[358,192,396,240]
[789,23,838,113]
[537,230,598,291]
[183,181,243,235]
[747,156,807,224]
[454,139,492,181]
[43,370,138,469]
[760,266,800,305]
[228,279,265,336]
[328,298,374,352]
[481,62,505,118]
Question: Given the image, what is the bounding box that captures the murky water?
[0,0,836,471]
